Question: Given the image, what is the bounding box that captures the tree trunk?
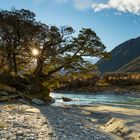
[34,57,44,76]
[6,52,13,73]
[12,51,17,74]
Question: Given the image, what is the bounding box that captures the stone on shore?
[32,98,45,105]
[0,103,112,140]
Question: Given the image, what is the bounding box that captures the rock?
[62,96,73,102]
[0,96,9,101]
[1,138,7,140]
[125,131,140,140]
[48,132,54,136]
[18,99,29,104]
[0,93,20,102]
[0,85,16,93]
[0,91,8,96]
[59,128,65,132]
[44,96,55,104]
[16,130,24,136]
[0,103,112,140]
[50,97,55,103]
[0,122,7,129]
[105,118,125,132]
[25,108,40,113]
[76,122,81,126]
[43,121,48,124]
[9,94,20,99]
[32,98,45,105]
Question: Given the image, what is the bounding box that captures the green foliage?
[0,8,110,98]
[0,8,109,77]
[104,73,140,86]
[0,8,40,73]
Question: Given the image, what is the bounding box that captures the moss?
[0,73,54,103]
[0,122,7,129]
[0,83,8,90]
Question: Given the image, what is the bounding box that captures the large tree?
[0,8,41,73]
[0,8,109,77]
[0,8,110,101]
[34,27,109,78]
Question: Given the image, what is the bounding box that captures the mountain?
[97,37,140,73]
[117,56,140,73]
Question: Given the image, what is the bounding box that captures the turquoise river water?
[51,92,140,109]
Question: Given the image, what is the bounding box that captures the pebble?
[0,103,112,140]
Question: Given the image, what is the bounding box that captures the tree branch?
[46,64,65,78]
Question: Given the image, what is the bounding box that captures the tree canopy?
[0,8,109,79]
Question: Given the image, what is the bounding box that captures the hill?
[97,37,140,73]
[117,56,140,73]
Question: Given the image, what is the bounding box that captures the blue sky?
[0,0,140,51]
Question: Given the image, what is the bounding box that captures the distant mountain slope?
[117,56,140,73]
[97,37,140,73]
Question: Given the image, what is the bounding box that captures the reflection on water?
[51,92,140,109]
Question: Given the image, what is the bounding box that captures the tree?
[0,8,40,73]
[34,27,109,79]
[0,8,109,77]
[0,8,110,102]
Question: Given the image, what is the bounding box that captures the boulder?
[32,98,45,105]
[62,96,73,102]
[0,90,8,96]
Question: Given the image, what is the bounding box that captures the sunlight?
[31,48,39,57]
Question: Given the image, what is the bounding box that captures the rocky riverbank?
[1,101,140,140]
[0,102,112,140]
[82,105,140,140]
[0,87,140,140]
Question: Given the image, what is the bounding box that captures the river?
[51,92,140,109]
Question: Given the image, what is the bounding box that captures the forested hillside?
[118,56,140,73]
[97,37,140,73]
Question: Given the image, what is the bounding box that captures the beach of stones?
[0,102,111,140]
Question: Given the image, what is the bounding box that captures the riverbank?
[0,102,112,140]
[0,102,140,140]
[55,84,140,97]
[81,105,140,140]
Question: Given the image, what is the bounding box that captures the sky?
[0,0,140,51]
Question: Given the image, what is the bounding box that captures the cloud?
[32,0,140,15]
[92,0,140,15]
[73,0,93,10]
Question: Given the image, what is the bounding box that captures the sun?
[32,48,39,57]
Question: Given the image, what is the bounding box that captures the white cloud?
[92,0,140,15]
[33,0,140,15]
[73,0,93,10]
